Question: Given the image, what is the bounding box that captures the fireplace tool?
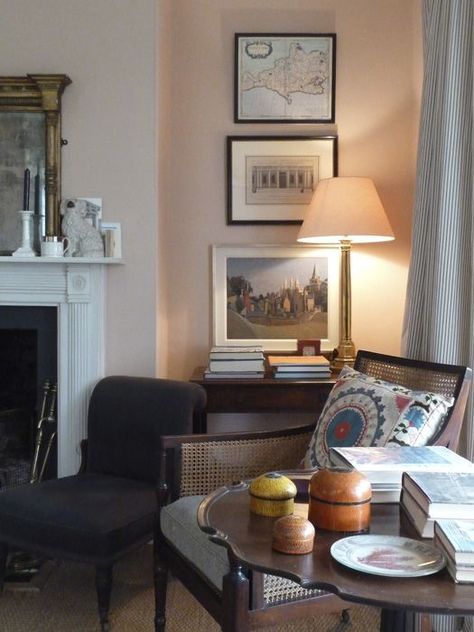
[30,380,57,484]
[6,380,57,583]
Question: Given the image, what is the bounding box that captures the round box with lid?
[249,472,297,517]
[272,514,315,554]
[308,467,372,532]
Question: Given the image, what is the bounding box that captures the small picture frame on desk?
[297,339,321,356]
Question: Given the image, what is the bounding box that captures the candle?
[23,168,30,210]
[34,173,40,213]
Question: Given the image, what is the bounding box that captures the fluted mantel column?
[0,259,113,476]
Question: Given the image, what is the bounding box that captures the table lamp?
[297,177,394,370]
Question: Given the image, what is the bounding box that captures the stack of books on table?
[204,345,265,379]
[330,445,474,504]
[433,519,474,583]
[400,469,474,538]
[267,355,331,379]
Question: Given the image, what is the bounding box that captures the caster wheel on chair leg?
[341,609,351,624]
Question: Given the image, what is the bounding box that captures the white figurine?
[60,198,104,257]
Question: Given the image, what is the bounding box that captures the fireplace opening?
[0,307,57,486]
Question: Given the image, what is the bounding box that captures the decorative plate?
[330,535,445,577]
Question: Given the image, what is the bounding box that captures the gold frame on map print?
[234,33,336,124]
[226,135,338,225]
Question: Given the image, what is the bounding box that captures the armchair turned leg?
[0,543,7,592]
[154,538,168,632]
[95,565,113,632]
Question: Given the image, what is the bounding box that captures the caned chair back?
[354,349,472,451]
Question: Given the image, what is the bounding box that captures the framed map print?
[227,135,338,224]
[235,33,336,123]
[212,244,340,352]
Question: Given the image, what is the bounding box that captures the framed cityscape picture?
[235,33,336,123]
[227,135,337,224]
[212,244,340,352]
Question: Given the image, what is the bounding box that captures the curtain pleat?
[402,2,473,631]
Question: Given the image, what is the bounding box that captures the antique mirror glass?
[0,75,71,255]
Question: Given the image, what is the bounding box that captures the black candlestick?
[34,173,40,213]
[23,168,31,210]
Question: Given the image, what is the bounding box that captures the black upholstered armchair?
[0,375,206,631]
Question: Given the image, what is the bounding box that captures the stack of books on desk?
[400,470,474,538]
[433,519,474,583]
[330,445,474,504]
[267,355,331,379]
[204,345,265,379]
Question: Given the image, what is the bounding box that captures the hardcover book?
[273,371,331,379]
[402,471,474,518]
[208,359,265,372]
[274,365,331,373]
[400,489,435,537]
[203,370,264,379]
[268,355,330,367]
[434,519,474,566]
[444,556,474,583]
[209,345,264,360]
[330,446,474,486]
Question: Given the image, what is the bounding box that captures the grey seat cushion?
[160,495,229,590]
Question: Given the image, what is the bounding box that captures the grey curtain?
[401,2,473,631]
[403,0,473,456]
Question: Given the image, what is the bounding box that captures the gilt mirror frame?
[0,74,71,253]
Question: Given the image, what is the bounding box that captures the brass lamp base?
[330,339,356,372]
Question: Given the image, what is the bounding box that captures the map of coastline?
[241,41,329,105]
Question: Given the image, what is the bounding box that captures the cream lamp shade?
[297,176,394,370]
[297,177,394,244]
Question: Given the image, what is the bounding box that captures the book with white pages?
[204,370,264,379]
[274,365,331,373]
[268,355,330,368]
[273,371,331,379]
[444,556,474,583]
[400,488,436,537]
[370,487,402,504]
[401,486,474,538]
[209,346,264,360]
[208,359,265,372]
[329,446,474,487]
[402,471,474,519]
[434,519,474,566]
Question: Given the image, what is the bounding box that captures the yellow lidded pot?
[249,472,297,517]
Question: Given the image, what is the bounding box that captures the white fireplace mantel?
[0,257,121,476]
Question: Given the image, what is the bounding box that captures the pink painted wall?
[0,0,157,377]
[159,0,422,379]
[0,0,422,381]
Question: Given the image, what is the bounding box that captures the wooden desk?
[189,367,336,433]
[199,481,474,632]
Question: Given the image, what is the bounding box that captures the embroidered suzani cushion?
[302,367,454,469]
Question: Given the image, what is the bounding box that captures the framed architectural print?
[212,244,340,352]
[235,33,336,123]
[227,135,337,224]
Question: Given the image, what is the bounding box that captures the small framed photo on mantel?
[227,135,337,225]
[235,33,336,123]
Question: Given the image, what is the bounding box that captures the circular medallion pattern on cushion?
[306,385,401,468]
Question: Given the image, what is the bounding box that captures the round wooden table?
[198,479,474,632]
